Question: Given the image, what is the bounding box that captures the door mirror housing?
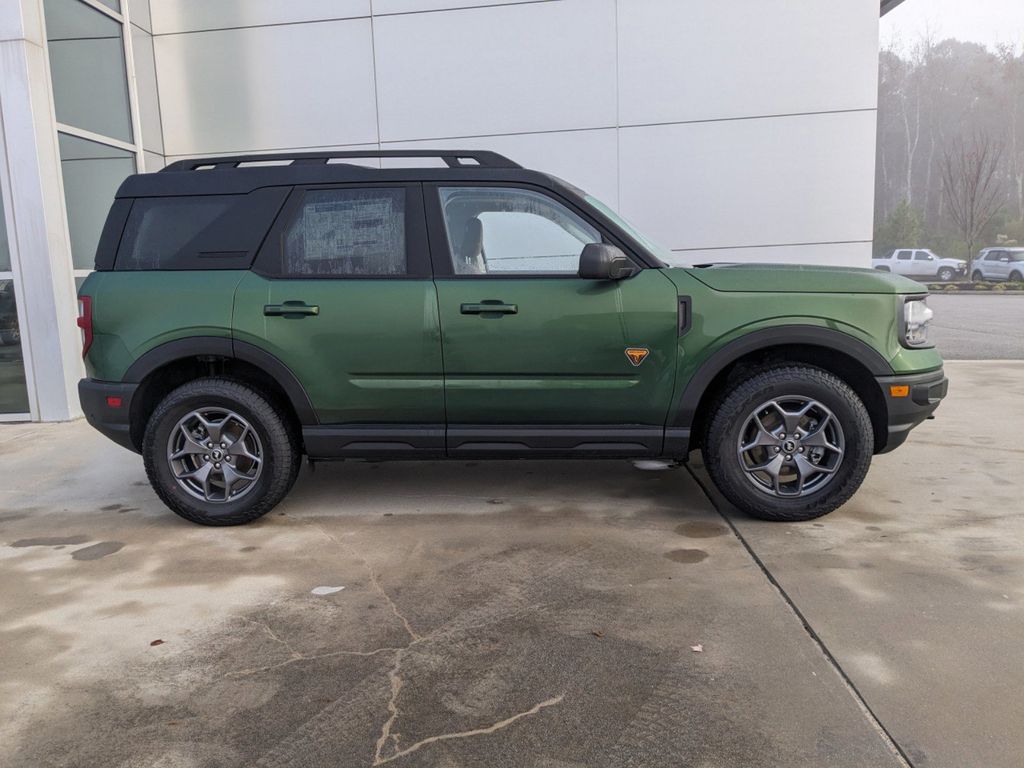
[578,243,637,280]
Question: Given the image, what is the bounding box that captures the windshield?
[584,194,679,266]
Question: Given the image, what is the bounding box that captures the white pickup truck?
[872,249,966,281]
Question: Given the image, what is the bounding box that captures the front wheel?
[143,378,300,525]
[972,270,984,282]
[702,365,873,521]
[937,267,954,281]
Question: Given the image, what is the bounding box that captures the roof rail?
[161,149,521,172]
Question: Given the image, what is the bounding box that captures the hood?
[678,263,926,294]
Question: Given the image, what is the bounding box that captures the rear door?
[425,183,679,456]
[233,183,445,454]
[894,249,914,275]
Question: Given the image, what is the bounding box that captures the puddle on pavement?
[674,521,727,538]
[71,542,124,561]
[11,535,90,548]
[664,548,708,564]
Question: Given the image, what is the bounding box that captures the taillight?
[77,295,93,358]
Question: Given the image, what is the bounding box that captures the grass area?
[925,281,1024,292]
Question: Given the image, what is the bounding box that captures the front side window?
[914,251,932,261]
[282,188,406,276]
[438,187,600,275]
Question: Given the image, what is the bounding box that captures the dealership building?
[0,0,896,421]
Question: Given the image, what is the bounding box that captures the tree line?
[875,37,1024,267]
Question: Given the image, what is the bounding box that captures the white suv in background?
[972,248,1024,282]
[872,249,966,281]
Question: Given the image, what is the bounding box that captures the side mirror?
[578,243,636,280]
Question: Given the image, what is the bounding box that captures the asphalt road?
[927,294,1024,359]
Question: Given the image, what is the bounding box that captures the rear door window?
[896,250,912,260]
[279,188,406,277]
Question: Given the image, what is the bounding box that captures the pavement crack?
[372,694,565,765]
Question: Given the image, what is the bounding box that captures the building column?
[0,0,83,420]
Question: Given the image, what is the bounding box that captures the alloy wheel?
[166,408,263,503]
[736,396,845,498]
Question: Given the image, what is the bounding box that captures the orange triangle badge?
[625,347,650,367]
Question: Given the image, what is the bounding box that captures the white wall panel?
[127,0,151,32]
[150,0,369,35]
[374,0,535,13]
[130,25,163,154]
[164,143,383,167]
[387,128,619,205]
[154,19,378,156]
[663,242,872,269]
[373,0,616,142]
[617,0,878,126]
[618,110,877,253]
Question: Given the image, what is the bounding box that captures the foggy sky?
[881,0,1024,51]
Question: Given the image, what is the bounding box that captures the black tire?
[143,378,300,526]
[875,266,890,272]
[1010,270,1023,282]
[972,270,984,282]
[703,365,874,522]
[937,267,954,282]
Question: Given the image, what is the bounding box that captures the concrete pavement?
[1,361,1020,767]
[927,294,1024,359]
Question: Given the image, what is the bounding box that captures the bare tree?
[940,134,1005,275]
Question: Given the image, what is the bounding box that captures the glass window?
[281,188,406,276]
[1010,252,1024,262]
[44,0,133,143]
[439,187,600,275]
[0,279,30,414]
[117,196,235,270]
[913,251,931,260]
[896,250,912,260]
[59,133,136,269]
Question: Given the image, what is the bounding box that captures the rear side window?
[117,197,233,270]
[113,187,289,271]
[280,188,406,276]
[896,250,912,260]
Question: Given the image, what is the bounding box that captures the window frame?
[423,181,644,279]
[896,250,913,260]
[253,182,430,280]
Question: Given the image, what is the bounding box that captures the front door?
[426,183,679,456]
[233,183,445,455]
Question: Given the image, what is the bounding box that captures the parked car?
[971,248,1024,282]
[77,150,947,526]
[872,249,965,281]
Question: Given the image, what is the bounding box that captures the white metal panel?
[663,242,872,269]
[143,151,164,171]
[164,143,384,167]
[150,0,369,35]
[130,25,163,154]
[387,129,619,207]
[617,0,879,126]
[127,0,151,32]
[373,0,617,142]
[618,110,877,253]
[374,0,532,13]
[154,19,379,156]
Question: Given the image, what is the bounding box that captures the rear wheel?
[875,266,890,272]
[143,378,300,526]
[703,365,873,521]
[937,267,954,281]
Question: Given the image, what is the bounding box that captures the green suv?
[77,150,947,526]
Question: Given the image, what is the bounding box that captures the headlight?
[901,296,933,347]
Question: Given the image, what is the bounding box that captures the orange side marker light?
[889,385,910,398]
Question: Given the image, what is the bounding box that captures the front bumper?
[78,378,140,453]
[875,367,948,453]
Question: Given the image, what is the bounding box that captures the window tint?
[438,187,600,275]
[117,196,233,270]
[914,251,931,260]
[1010,252,1024,262]
[282,188,405,276]
[897,250,912,260]
[987,251,1005,261]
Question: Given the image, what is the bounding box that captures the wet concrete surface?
[695,361,1024,768]
[927,294,1024,359]
[0,361,1018,766]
